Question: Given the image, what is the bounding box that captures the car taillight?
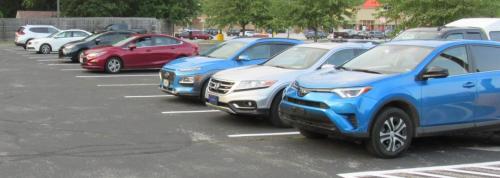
[16,31,25,36]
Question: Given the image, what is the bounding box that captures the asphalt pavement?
[1,43,500,178]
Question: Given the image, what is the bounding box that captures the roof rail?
[331,38,384,44]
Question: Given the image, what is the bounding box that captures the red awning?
[363,0,381,8]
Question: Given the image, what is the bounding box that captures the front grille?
[208,78,234,94]
[286,113,335,128]
[286,97,329,109]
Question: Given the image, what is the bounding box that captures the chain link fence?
[0,17,174,41]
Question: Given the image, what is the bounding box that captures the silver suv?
[15,25,60,49]
[206,42,375,127]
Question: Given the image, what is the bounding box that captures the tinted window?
[241,44,274,60]
[55,32,71,38]
[470,45,500,72]
[135,37,153,47]
[446,33,464,40]
[466,32,482,40]
[325,49,355,65]
[30,27,49,33]
[154,36,180,46]
[490,31,500,41]
[72,31,88,37]
[354,49,368,56]
[48,28,58,33]
[427,46,469,76]
[200,41,248,59]
[263,47,328,69]
[270,44,293,57]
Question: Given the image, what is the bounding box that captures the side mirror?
[237,54,251,61]
[320,64,335,70]
[95,38,101,45]
[420,66,449,80]
[128,44,136,50]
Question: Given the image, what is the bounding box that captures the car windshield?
[113,36,136,47]
[393,31,440,40]
[82,33,102,41]
[342,45,433,74]
[264,47,328,69]
[47,32,60,38]
[200,41,248,59]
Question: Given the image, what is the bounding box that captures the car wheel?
[300,129,328,139]
[105,57,122,74]
[366,107,414,158]
[72,50,84,63]
[268,90,291,128]
[199,80,209,104]
[40,44,51,54]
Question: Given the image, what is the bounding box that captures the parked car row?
[14,18,500,159]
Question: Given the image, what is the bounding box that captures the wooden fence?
[0,17,173,41]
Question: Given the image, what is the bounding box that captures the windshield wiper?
[350,68,382,74]
[335,66,349,70]
[270,65,289,69]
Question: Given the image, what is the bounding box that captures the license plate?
[208,95,218,105]
[163,79,170,88]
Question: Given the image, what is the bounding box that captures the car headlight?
[234,80,276,91]
[178,67,201,72]
[86,51,106,59]
[65,45,75,49]
[331,87,372,98]
[179,75,202,84]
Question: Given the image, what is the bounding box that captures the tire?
[71,50,84,63]
[40,44,51,54]
[366,107,414,158]
[105,57,123,74]
[199,80,209,104]
[268,90,291,128]
[300,129,328,139]
[24,39,32,50]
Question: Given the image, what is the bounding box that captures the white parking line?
[48,63,79,66]
[338,161,500,178]
[161,110,220,114]
[98,84,158,87]
[228,132,300,138]
[61,68,85,71]
[76,74,157,78]
[37,59,62,62]
[29,56,58,59]
[124,95,172,98]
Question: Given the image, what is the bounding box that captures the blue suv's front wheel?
[366,107,414,158]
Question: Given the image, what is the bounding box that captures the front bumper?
[205,87,274,116]
[59,47,78,58]
[81,56,106,71]
[159,69,206,97]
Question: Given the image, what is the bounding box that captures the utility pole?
[57,0,60,18]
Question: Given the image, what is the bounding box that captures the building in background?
[351,0,395,31]
[16,11,57,18]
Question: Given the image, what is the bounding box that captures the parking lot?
[1,43,500,178]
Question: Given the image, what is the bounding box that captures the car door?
[469,45,500,125]
[235,43,294,66]
[421,45,477,127]
[52,31,73,50]
[122,36,154,68]
[152,36,182,67]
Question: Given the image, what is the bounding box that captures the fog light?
[231,101,257,110]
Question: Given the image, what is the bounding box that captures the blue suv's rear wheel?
[366,107,413,158]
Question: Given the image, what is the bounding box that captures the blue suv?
[280,40,500,158]
[159,38,303,100]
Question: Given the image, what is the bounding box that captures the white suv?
[26,29,92,54]
[15,25,60,49]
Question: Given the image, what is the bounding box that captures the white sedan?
[27,29,92,54]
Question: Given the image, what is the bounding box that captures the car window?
[30,27,49,33]
[270,44,294,57]
[240,44,272,60]
[393,31,440,40]
[55,31,71,38]
[446,33,464,40]
[489,31,500,41]
[427,46,469,76]
[470,45,500,72]
[48,28,58,33]
[325,49,355,66]
[200,41,248,59]
[135,37,153,47]
[154,36,180,46]
[354,49,368,56]
[466,32,482,40]
[72,31,88,37]
[264,47,328,69]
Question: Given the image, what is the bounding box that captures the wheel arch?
[368,98,420,137]
[106,55,124,68]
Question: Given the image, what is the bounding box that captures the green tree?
[290,0,360,42]
[203,0,267,36]
[379,0,500,33]
[136,0,201,30]
[259,0,294,37]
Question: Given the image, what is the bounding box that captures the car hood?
[213,65,303,81]
[163,56,227,71]
[296,69,391,89]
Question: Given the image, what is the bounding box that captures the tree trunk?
[241,24,246,37]
[313,27,318,42]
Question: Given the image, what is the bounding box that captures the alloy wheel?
[107,58,121,73]
[41,45,51,54]
[379,117,407,152]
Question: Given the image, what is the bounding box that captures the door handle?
[463,82,475,88]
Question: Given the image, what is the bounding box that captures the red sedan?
[81,34,199,73]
